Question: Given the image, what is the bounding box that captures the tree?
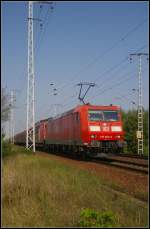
[143,109,148,154]
[121,109,148,155]
[1,88,11,123]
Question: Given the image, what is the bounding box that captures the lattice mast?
[26,1,35,152]
[130,53,148,155]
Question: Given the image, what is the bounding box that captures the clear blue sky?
[2,1,149,135]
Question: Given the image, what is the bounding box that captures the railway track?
[92,157,148,174]
[53,151,149,174]
[113,153,148,160]
[107,154,148,166]
[36,146,148,174]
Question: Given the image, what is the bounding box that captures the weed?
[1,139,12,158]
[2,143,33,159]
[79,208,119,227]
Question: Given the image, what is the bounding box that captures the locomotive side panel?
[35,123,40,143]
[39,120,48,143]
[46,110,82,145]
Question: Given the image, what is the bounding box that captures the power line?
[25,10,148,121]
[17,12,147,125]
[35,42,148,120]
[93,44,147,85]
[58,44,147,107]
[61,64,148,109]
[55,17,148,94]
[54,58,148,112]
[34,2,55,57]
[79,44,146,101]
[89,45,148,97]
[34,3,43,36]
[89,44,146,88]
[55,42,147,103]
[92,67,147,99]
[90,65,148,101]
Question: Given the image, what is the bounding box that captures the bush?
[79,208,118,227]
[121,109,148,155]
[1,138,12,158]
[1,138,33,159]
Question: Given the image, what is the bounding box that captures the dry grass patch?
[2,146,149,227]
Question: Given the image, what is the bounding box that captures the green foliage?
[2,140,33,159]
[79,208,118,227]
[121,109,148,155]
[143,110,148,148]
[1,138,12,158]
[1,88,11,123]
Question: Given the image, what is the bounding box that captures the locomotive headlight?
[111,126,122,132]
[90,126,100,131]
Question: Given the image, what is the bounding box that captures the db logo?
[103,127,109,131]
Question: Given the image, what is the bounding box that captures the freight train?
[15,104,124,158]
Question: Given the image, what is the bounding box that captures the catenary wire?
[55,17,148,93]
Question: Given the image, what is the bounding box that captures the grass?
[2,145,149,227]
[1,140,32,159]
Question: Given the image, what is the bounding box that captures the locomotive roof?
[49,103,121,121]
[83,104,121,110]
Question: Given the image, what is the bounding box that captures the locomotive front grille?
[91,140,101,147]
[91,140,113,148]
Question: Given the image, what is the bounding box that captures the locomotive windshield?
[103,111,119,121]
[88,110,103,121]
[88,110,119,121]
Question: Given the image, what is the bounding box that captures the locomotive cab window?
[103,111,119,121]
[88,110,103,121]
[88,110,119,121]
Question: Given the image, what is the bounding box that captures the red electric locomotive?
[44,104,124,158]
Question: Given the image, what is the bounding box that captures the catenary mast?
[130,53,148,155]
[26,1,35,152]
